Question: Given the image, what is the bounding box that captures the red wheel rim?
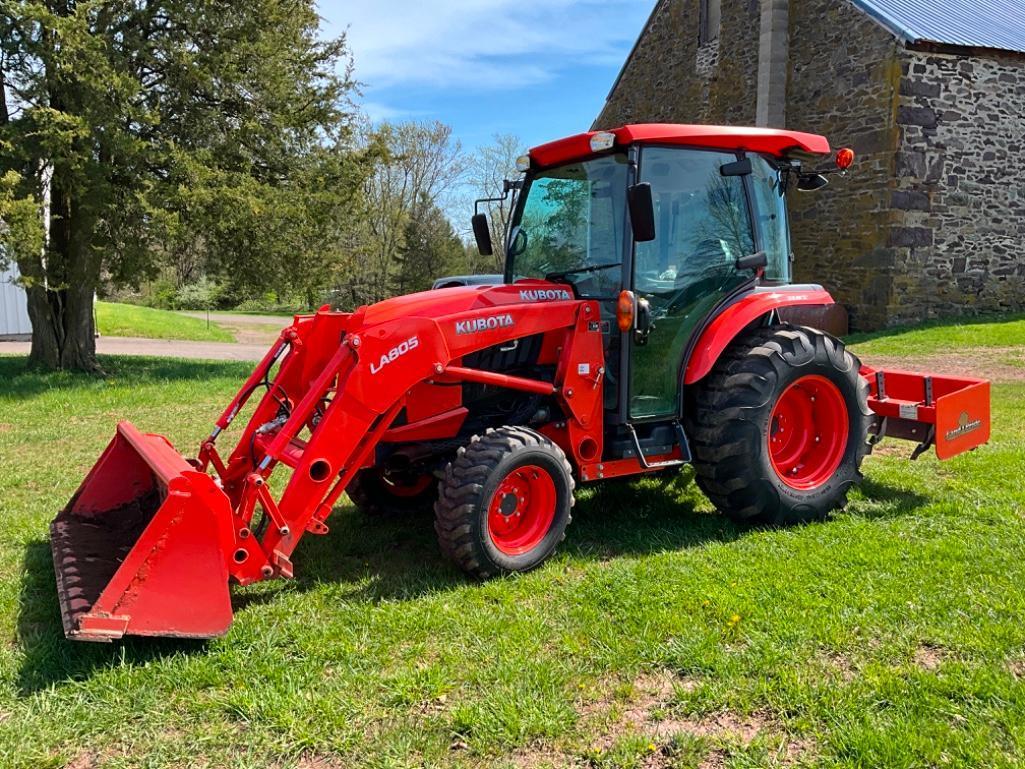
[381,473,433,498]
[768,375,849,490]
[487,464,557,556]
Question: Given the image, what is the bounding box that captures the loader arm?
[52,284,605,639]
[213,292,606,585]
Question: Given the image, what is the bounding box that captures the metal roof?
[852,0,1025,54]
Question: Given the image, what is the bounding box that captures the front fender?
[682,285,835,385]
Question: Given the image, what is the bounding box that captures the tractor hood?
[354,280,577,329]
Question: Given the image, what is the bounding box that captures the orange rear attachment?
[862,368,990,460]
[51,422,235,642]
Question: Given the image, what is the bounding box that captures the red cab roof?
[529,124,831,168]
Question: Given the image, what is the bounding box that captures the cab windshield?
[505,154,628,298]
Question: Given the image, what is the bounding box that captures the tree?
[345,120,467,307]
[0,1,362,370]
[393,194,465,295]
[0,167,43,270]
[467,133,523,273]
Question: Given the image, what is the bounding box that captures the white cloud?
[318,0,644,91]
[359,100,427,122]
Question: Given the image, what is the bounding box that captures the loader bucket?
[50,422,235,642]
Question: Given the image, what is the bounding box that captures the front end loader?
[51,124,991,641]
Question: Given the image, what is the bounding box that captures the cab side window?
[634,148,754,295]
[749,154,791,282]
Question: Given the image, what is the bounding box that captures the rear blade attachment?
[862,368,991,460]
[51,421,235,642]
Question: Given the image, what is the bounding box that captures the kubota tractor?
[52,124,991,641]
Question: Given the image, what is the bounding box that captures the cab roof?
[528,124,832,169]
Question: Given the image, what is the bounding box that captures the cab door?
[628,147,756,420]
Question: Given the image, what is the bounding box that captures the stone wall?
[596,0,1025,329]
[593,0,761,129]
[785,0,903,330]
[890,49,1025,323]
[598,0,904,329]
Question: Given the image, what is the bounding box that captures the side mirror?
[471,213,493,256]
[797,173,830,192]
[735,251,768,272]
[720,158,752,177]
[627,182,656,243]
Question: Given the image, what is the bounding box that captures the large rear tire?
[434,427,574,578]
[686,324,872,525]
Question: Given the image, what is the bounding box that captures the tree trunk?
[23,176,102,373]
[25,283,100,372]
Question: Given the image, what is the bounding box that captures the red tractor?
[51,124,990,641]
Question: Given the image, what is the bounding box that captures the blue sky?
[316,1,652,153]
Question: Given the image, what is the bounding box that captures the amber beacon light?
[835,147,855,170]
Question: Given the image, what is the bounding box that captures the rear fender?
[683,285,835,385]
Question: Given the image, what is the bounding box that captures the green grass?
[0,319,1023,768]
[847,313,1025,357]
[97,301,234,342]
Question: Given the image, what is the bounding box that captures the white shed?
[0,263,32,340]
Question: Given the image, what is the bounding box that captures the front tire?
[434,427,575,578]
[687,324,872,525]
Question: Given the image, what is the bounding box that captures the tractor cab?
[473,125,840,465]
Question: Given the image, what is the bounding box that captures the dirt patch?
[295,756,346,769]
[216,321,283,346]
[913,643,948,671]
[863,347,1025,383]
[64,753,97,769]
[180,311,286,345]
[699,748,728,769]
[507,744,576,769]
[816,649,859,683]
[868,442,918,459]
[1007,657,1025,680]
[508,670,813,768]
[604,672,767,747]
[0,423,11,433]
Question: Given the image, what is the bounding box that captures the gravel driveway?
[0,336,267,361]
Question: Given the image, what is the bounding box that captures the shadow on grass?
[15,475,923,692]
[851,477,931,519]
[16,539,209,695]
[0,355,251,399]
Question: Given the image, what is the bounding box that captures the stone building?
[595,0,1025,330]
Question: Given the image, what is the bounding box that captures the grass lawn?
[0,320,1022,768]
[847,312,1025,356]
[96,302,234,343]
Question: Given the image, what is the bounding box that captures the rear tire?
[686,324,872,525]
[347,467,437,516]
[434,427,575,578]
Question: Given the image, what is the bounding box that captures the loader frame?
[195,286,609,586]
